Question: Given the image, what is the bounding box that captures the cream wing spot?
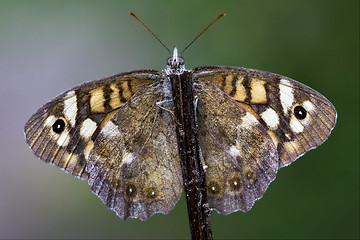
[303,100,315,112]
[80,118,97,140]
[122,151,134,165]
[279,79,294,115]
[229,145,241,157]
[260,108,279,129]
[63,91,77,127]
[103,120,122,137]
[56,129,70,146]
[44,115,56,127]
[289,117,305,133]
[241,112,257,128]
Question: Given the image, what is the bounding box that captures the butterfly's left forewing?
[194,66,337,167]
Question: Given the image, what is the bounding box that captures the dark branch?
[171,71,213,240]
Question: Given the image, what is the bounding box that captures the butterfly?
[24,26,337,221]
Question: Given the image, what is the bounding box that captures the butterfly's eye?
[294,106,307,120]
[178,57,185,67]
[52,119,66,133]
[166,57,172,66]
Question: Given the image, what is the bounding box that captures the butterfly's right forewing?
[24,70,159,179]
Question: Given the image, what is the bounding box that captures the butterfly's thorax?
[165,47,186,75]
[163,47,192,105]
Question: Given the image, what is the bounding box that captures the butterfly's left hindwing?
[195,80,278,214]
[24,70,159,179]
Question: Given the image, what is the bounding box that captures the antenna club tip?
[217,13,226,20]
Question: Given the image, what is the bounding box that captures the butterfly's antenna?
[129,12,171,54]
[181,13,226,55]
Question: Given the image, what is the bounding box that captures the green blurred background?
[0,0,358,239]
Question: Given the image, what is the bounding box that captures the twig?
[171,72,213,240]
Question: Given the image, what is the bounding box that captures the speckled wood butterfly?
[24,16,337,221]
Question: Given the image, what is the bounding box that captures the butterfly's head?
[166,47,185,74]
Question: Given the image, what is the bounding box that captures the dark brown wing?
[86,79,183,220]
[24,70,160,179]
[194,79,279,214]
[194,66,337,167]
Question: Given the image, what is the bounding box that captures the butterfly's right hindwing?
[86,81,183,220]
